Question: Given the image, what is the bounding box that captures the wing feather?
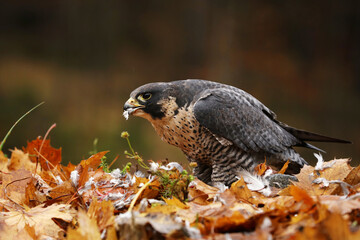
[193,88,300,154]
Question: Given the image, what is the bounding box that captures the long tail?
[280,124,351,152]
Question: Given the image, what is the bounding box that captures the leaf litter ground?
[0,134,360,240]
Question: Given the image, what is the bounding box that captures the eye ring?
[138,92,152,101]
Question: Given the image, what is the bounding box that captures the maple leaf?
[23,137,62,171]
[67,210,101,240]
[188,178,220,205]
[8,148,35,172]
[0,169,32,206]
[289,185,315,209]
[1,203,75,238]
[0,150,9,172]
[76,151,109,188]
[87,198,115,231]
[230,177,253,201]
[331,165,360,195]
[280,158,353,196]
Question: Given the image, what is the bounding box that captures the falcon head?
[123,82,175,121]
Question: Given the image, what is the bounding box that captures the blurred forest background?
[0,1,359,168]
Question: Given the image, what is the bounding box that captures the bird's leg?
[210,160,239,187]
[192,161,213,185]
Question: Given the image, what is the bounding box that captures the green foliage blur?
[0,1,359,167]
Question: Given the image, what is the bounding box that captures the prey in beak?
[123,97,145,120]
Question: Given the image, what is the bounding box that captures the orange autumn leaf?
[77,151,109,188]
[23,137,61,170]
[254,160,268,176]
[289,185,315,207]
[80,151,109,170]
[163,197,189,209]
[230,177,253,201]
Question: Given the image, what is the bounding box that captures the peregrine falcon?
[123,79,350,186]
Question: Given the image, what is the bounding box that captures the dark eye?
[142,93,152,100]
[138,92,152,101]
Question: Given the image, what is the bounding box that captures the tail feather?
[301,142,326,153]
[281,124,351,144]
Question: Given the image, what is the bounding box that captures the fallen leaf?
[230,177,253,201]
[0,169,32,206]
[2,203,75,238]
[87,198,115,231]
[67,210,101,240]
[0,151,9,172]
[163,197,189,209]
[23,137,62,170]
[188,179,219,204]
[289,185,315,208]
[332,165,360,195]
[8,148,35,172]
[321,212,360,240]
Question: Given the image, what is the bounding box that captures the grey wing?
[193,88,301,154]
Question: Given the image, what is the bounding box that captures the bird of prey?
[123,79,350,186]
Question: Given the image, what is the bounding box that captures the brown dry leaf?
[278,160,289,174]
[230,177,253,201]
[332,165,360,195]
[0,151,9,172]
[188,178,219,205]
[48,180,75,204]
[23,137,62,170]
[0,220,36,240]
[87,198,115,231]
[281,159,352,196]
[67,210,101,240]
[186,201,233,220]
[25,177,47,207]
[2,203,75,238]
[8,148,35,172]
[316,159,352,194]
[0,169,32,206]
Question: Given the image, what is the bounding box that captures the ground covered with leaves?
[1,133,360,240]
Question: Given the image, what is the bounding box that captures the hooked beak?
[123,97,144,119]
